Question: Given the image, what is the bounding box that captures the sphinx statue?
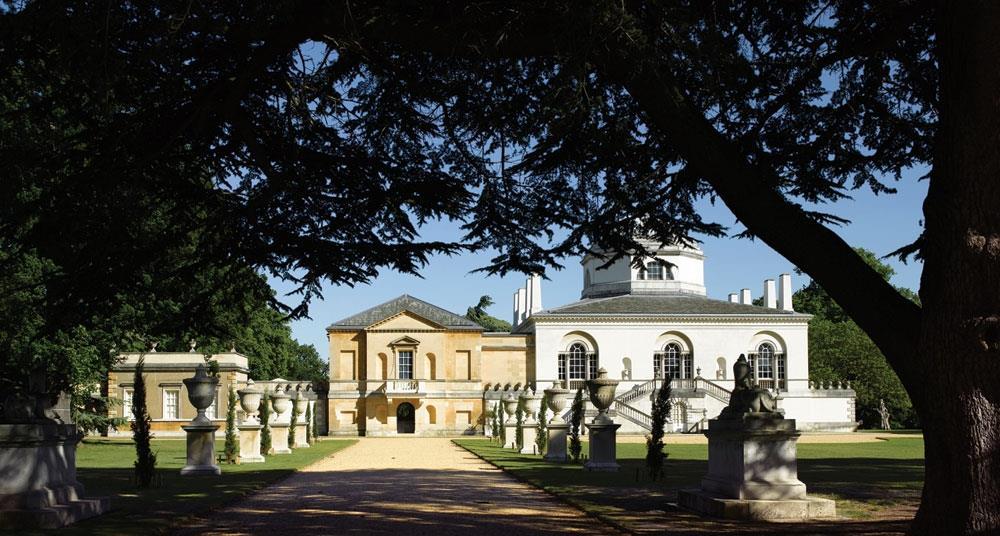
[719,354,782,418]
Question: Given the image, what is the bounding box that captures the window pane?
[123,388,134,420]
[646,262,662,280]
[665,343,681,378]
[568,343,587,379]
[558,353,567,380]
[398,350,413,379]
[757,344,774,379]
[164,390,178,420]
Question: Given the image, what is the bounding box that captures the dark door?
[396,402,415,434]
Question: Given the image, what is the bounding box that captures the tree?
[4,3,999,531]
[499,401,507,447]
[568,389,584,463]
[493,402,502,442]
[131,356,156,488]
[646,380,672,480]
[304,402,313,445]
[796,249,919,429]
[259,393,272,457]
[514,397,525,450]
[465,296,513,332]
[289,400,300,448]
[535,392,549,455]
[224,386,239,463]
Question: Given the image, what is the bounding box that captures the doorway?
[396,402,415,434]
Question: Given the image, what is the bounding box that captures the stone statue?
[719,354,782,418]
[878,398,891,430]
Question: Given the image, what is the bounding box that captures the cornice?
[529,314,810,325]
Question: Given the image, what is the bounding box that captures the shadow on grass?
[456,439,923,535]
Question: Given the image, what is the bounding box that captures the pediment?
[366,311,445,331]
[388,336,421,346]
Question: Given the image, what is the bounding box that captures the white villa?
[324,241,856,437]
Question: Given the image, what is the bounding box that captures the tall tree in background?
[465,296,512,332]
[796,249,919,428]
[3,2,999,532]
[131,356,156,488]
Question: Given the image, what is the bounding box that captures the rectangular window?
[558,353,567,380]
[122,388,134,421]
[569,352,586,379]
[758,354,774,379]
[455,350,471,380]
[776,353,787,390]
[163,389,179,420]
[398,350,413,380]
[682,353,693,379]
[646,262,663,280]
[587,353,598,379]
[653,353,663,378]
[747,353,757,380]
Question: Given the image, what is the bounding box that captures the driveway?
[176,437,620,535]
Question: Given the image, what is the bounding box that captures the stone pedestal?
[292,422,309,448]
[519,423,538,455]
[678,416,836,520]
[269,423,291,454]
[504,423,519,450]
[0,423,110,529]
[544,422,568,462]
[237,424,264,463]
[583,421,621,471]
[180,423,221,475]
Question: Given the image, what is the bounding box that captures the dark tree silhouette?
[224,386,238,463]
[568,389,584,463]
[3,3,999,532]
[259,393,272,456]
[646,380,672,480]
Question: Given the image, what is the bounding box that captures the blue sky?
[270,168,928,358]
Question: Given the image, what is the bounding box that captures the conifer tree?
[224,385,238,463]
[132,355,156,487]
[305,402,313,445]
[515,397,524,449]
[499,401,507,447]
[289,399,299,448]
[492,402,501,442]
[535,392,549,455]
[259,392,272,456]
[568,388,584,463]
[646,379,672,480]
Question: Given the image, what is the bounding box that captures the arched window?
[559,342,598,381]
[757,343,774,380]
[646,261,663,280]
[655,342,692,379]
[751,342,786,390]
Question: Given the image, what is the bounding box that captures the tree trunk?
[912,2,1000,533]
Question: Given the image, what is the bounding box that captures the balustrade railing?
[613,400,652,430]
[386,379,419,393]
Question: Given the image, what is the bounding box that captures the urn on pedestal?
[519,389,542,454]
[236,381,264,463]
[502,392,519,449]
[180,364,221,475]
[290,391,310,448]
[268,391,292,454]
[542,381,570,461]
[584,368,621,471]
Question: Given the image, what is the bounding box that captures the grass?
[38,437,355,536]
[455,437,924,530]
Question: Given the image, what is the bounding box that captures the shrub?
[535,392,549,454]
[305,402,313,445]
[132,355,156,487]
[569,388,584,462]
[224,386,238,463]
[260,392,272,456]
[646,379,672,479]
[289,399,300,447]
[515,397,525,449]
[499,401,507,446]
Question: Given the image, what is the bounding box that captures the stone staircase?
[613,376,732,433]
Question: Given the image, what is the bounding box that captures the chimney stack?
[763,279,777,308]
[529,274,543,313]
[728,293,739,303]
[512,290,521,325]
[778,273,794,311]
[516,287,528,324]
[739,288,751,305]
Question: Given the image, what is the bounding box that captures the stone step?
[0,496,110,530]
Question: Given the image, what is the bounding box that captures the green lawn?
[455,437,924,528]
[40,437,355,536]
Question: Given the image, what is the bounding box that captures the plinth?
[583,421,621,471]
[292,422,309,448]
[519,422,538,454]
[180,423,221,475]
[237,424,264,463]
[544,422,568,461]
[678,416,836,520]
[0,423,110,529]
[504,422,519,450]
[269,423,291,454]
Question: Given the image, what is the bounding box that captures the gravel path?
[176,438,620,535]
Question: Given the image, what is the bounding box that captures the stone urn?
[502,392,519,424]
[270,391,292,418]
[585,368,619,424]
[543,381,570,424]
[521,390,541,423]
[292,391,309,416]
[237,380,263,425]
[183,364,220,425]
